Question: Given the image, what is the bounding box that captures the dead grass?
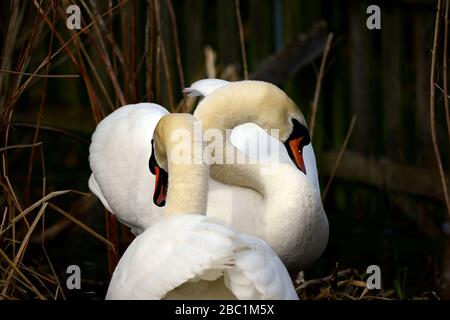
[0,1,446,300]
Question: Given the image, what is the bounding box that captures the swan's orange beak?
[149,141,168,207]
[284,119,310,175]
[152,165,168,207]
[286,136,306,174]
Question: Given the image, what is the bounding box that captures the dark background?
[0,0,449,299]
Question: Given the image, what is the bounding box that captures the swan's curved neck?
[194,81,298,142]
[193,81,305,194]
[154,114,209,215]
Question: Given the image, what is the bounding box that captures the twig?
[2,203,47,297]
[0,69,79,78]
[0,142,43,152]
[430,0,450,218]
[87,0,126,69]
[166,0,185,90]
[309,33,333,139]
[0,190,89,237]
[129,0,138,102]
[435,83,450,98]
[48,203,115,252]
[145,0,154,101]
[80,0,126,106]
[160,40,175,109]
[296,268,357,291]
[32,196,96,244]
[13,123,89,144]
[444,0,450,142]
[0,248,45,300]
[72,32,115,111]
[235,0,248,80]
[25,4,55,206]
[154,0,161,103]
[14,0,130,103]
[35,0,104,122]
[204,46,217,78]
[322,115,357,200]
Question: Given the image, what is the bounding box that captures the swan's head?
[194,80,311,174]
[149,114,209,214]
[149,117,170,207]
[149,114,193,207]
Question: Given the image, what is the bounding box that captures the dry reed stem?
[154,0,162,103]
[48,203,115,252]
[322,115,357,200]
[160,41,175,109]
[12,123,89,144]
[0,207,7,232]
[205,46,217,78]
[0,248,44,299]
[41,240,66,300]
[166,0,185,90]
[436,83,450,98]
[34,0,105,122]
[4,175,24,217]
[0,190,87,236]
[235,0,248,80]
[0,142,43,153]
[24,2,56,206]
[14,0,130,103]
[71,40,103,122]
[146,0,155,101]
[88,0,126,69]
[2,202,47,297]
[0,264,43,297]
[430,0,450,218]
[129,0,138,102]
[309,33,333,139]
[75,37,115,110]
[80,0,126,106]
[0,69,79,78]
[444,0,450,142]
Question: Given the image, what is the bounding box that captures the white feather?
[106,214,298,300]
[88,103,168,234]
[88,81,327,270]
[183,79,229,97]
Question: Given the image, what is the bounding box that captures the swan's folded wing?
[88,103,168,232]
[89,173,144,234]
[224,234,299,300]
[106,215,237,300]
[88,174,113,213]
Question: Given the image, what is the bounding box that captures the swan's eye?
[284,119,310,174]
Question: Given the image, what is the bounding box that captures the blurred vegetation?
[0,0,449,299]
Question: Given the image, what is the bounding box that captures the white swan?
[89,103,168,233]
[190,80,328,270]
[106,114,298,300]
[88,79,328,271]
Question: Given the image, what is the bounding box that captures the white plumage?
[89,103,168,234]
[183,78,229,97]
[106,214,298,300]
[88,79,328,271]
